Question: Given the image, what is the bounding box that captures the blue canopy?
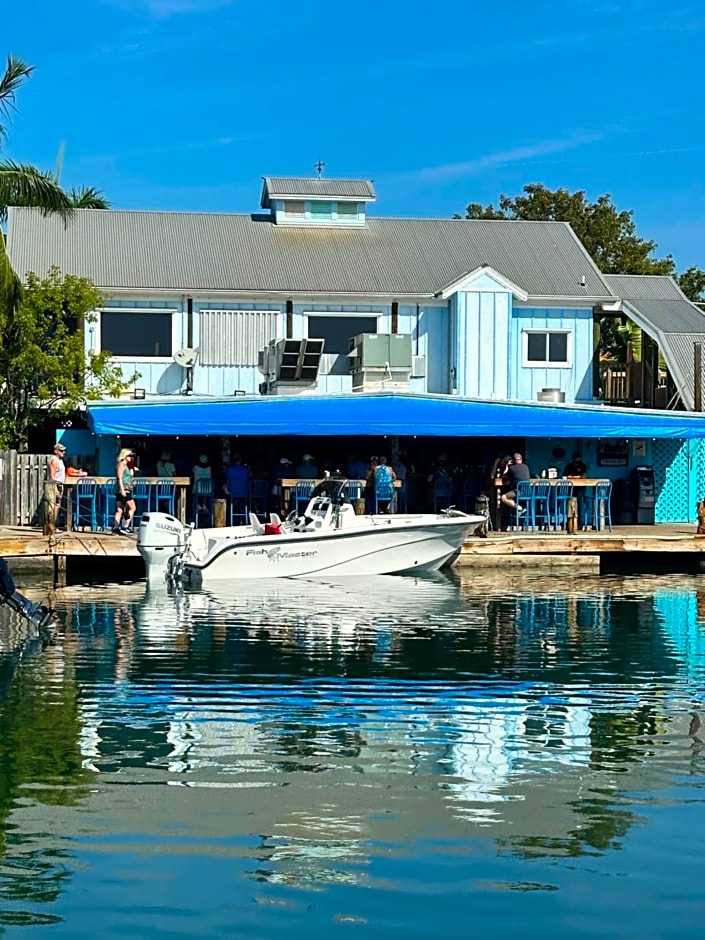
[86,392,705,439]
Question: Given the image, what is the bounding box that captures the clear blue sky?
[5,0,705,268]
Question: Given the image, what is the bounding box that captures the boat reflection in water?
[1,572,704,932]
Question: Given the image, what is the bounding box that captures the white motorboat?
[137,479,484,586]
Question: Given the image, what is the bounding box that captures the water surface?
[1,571,704,938]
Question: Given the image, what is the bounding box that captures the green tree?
[676,265,705,304]
[462,184,705,363]
[0,267,139,450]
[463,183,705,299]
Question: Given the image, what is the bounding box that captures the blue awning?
[86,392,705,439]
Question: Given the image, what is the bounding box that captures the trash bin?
[631,465,656,525]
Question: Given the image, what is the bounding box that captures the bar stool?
[432,477,453,511]
[374,481,395,513]
[551,480,574,531]
[192,478,215,527]
[100,479,117,531]
[73,478,98,530]
[293,481,314,515]
[584,480,613,531]
[529,480,551,531]
[131,479,151,527]
[154,479,177,515]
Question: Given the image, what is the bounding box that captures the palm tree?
[0,55,109,299]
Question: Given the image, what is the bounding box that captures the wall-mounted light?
[133,388,146,400]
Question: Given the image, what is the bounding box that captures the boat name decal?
[245,546,318,561]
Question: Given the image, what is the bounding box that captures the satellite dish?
[174,347,199,369]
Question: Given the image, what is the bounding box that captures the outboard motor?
[0,557,55,632]
[137,512,187,583]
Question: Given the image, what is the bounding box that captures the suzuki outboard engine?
[137,512,187,583]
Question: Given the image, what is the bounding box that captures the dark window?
[307,316,377,355]
[526,332,546,362]
[101,311,172,357]
[548,332,568,363]
[525,330,570,365]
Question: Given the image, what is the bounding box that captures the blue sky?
[4,0,705,268]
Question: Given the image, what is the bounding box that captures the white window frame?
[522,328,572,368]
[304,310,380,354]
[93,307,179,363]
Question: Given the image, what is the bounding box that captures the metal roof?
[8,208,615,301]
[603,274,705,409]
[261,177,376,207]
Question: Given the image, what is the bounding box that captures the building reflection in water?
[0,572,704,905]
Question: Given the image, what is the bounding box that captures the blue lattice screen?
[654,439,692,522]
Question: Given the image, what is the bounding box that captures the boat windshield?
[310,478,349,503]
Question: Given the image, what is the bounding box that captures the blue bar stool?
[293,481,314,515]
[131,479,151,527]
[513,480,533,530]
[551,480,574,531]
[248,478,269,516]
[587,480,613,531]
[192,478,215,527]
[100,479,117,531]
[374,481,395,513]
[155,479,176,515]
[529,480,551,531]
[432,478,453,511]
[73,478,98,531]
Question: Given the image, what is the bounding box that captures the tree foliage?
[0,267,139,450]
[463,183,704,300]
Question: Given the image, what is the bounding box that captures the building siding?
[509,307,594,403]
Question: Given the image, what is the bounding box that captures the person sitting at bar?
[564,452,587,479]
[192,454,212,513]
[296,454,318,479]
[157,450,176,477]
[500,452,531,517]
[225,453,250,518]
[374,456,397,513]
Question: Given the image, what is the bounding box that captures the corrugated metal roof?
[261,177,376,207]
[658,332,705,410]
[603,274,705,410]
[604,273,685,302]
[7,208,615,300]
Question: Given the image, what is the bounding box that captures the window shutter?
[199,310,280,366]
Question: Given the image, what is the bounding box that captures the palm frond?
[0,160,74,223]
[0,55,34,143]
[68,185,110,209]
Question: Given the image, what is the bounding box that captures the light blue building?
[8,175,705,521]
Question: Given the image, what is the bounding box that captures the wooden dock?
[2,523,705,585]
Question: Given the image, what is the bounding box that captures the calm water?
[1,571,704,938]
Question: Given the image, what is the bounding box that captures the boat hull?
[183,517,475,586]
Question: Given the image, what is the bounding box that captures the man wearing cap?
[47,442,67,527]
[296,454,318,480]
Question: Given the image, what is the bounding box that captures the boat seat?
[249,512,265,535]
[269,513,282,526]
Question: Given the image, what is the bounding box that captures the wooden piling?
[53,554,67,588]
[213,499,227,528]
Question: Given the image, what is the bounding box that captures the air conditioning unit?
[348,333,413,392]
[537,388,566,403]
[258,338,325,394]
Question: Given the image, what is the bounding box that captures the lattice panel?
[653,439,691,522]
[695,438,705,508]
